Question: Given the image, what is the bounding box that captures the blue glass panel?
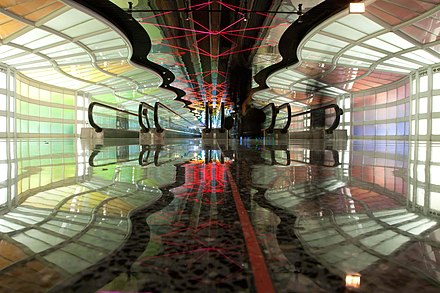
[364,125,375,135]
[353,125,364,136]
[397,122,405,135]
[376,124,387,136]
[387,123,396,135]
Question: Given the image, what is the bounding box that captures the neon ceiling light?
[137,0,283,108]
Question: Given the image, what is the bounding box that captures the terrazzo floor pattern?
[0,138,439,292]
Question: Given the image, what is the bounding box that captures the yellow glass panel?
[0,20,27,39]
[97,61,132,75]
[0,1,30,9]
[60,65,110,83]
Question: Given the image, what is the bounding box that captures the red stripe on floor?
[226,169,275,293]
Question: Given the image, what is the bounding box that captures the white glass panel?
[45,10,93,31]
[84,39,126,51]
[62,20,108,38]
[0,188,6,206]
[431,166,440,185]
[378,33,415,50]
[308,34,349,48]
[420,75,429,93]
[12,29,49,46]
[0,72,6,90]
[364,38,401,53]
[434,72,440,90]
[338,15,384,34]
[0,117,6,132]
[384,58,421,70]
[304,40,341,52]
[419,97,428,113]
[375,65,410,73]
[338,57,371,67]
[433,96,440,112]
[419,119,428,135]
[430,192,440,211]
[418,145,426,161]
[27,35,65,50]
[322,23,366,40]
[344,45,386,61]
[402,50,440,65]
[79,31,120,45]
[41,43,85,58]
[432,118,440,135]
[411,120,416,135]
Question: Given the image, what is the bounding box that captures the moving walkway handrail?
[277,103,291,133]
[260,103,277,133]
[88,101,142,133]
[291,104,343,134]
[138,102,154,133]
[154,102,196,133]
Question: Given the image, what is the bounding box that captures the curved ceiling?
[253,0,440,108]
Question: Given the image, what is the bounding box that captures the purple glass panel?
[364,125,376,136]
[376,124,387,136]
[387,123,397,135]
[365,109,376,121]
[353,111,364,122]
[353,125,364,136]
[397,122,405,135]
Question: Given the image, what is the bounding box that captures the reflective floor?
[0,137,439,292]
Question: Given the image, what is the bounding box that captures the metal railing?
[260,103,277,133]
[88,101,146,133]
[290,104,343,134]
[275,103,292,133]
[154,102,200,135]
[138,102,155,133]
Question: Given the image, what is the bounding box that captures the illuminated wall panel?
[346,78,410,139]
[0,64,89,138]
[409,65,440,141]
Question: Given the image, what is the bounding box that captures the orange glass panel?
[0,20,28,39]
[6,0,61,17]
[0,240,27,267]
[24,2,65,21]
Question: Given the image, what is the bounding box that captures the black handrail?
[154,101,197,133]
[219,102,225,133]
[277,103,291,133]
[138,102,154,133]
[260,103,277,133]
[88,101,139,133]
[291,104,343,134]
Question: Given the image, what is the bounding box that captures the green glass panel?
[63,93,75,106]
[29,120,39,133]
[63,124,74,134]
[51,92,63,104]
[40,121,51,133]
[64,109,75,120]
[28,103,39,117]
[20,120,28,132]
[51,122,63,133]
[51,107,63,119]
[40,105,50,118]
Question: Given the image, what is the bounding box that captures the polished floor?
[0,137,439,292]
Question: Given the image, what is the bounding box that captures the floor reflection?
[0,138,439,292]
